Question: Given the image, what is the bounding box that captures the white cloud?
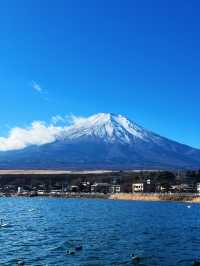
[66,114,87,125]
[0,121,63,151]
[51,114,87,125]
[32,81,43,93]
[0,114,90,151]
[51,115,66,125]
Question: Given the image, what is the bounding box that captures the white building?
[197,183,200,193]
[110,185,121,194]
[132,183,144,193]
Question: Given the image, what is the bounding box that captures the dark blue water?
[0,197,200,266]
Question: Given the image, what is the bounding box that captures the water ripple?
[0,198,200,265]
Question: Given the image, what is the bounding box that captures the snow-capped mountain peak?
[64,113,150,143]
[0,112,200,170]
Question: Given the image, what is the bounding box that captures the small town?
[0,170,200,198]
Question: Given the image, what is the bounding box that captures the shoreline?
[109,193,200,203]
[0,192,109,200]
[1,192,200,203]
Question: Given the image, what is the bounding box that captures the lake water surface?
[0,197,200,266]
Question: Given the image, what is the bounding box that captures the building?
[171,183,194,193]
[196,183,200,194]
[91,183,110,194]
[132,183,144,193]
[132,179,156,193]
[110,185,121,194]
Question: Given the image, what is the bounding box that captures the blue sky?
[0,0,200,148]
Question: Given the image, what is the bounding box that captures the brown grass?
[109,193,200,203]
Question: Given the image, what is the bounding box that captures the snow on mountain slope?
[0,113,199,170]
[62,113,161,144]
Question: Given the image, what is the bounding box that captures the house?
[132,179,156,193]
[196,183,200,194]
[110,185,121,194]
[91,183,110,194]
[175,183,194,193]
[156,183,171,193]
[181,183,195,193]
[168,183,195,193]
[132,183,144,193]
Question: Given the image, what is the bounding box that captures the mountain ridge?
[0,113,199,170]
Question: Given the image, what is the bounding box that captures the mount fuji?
[0,113,199,170]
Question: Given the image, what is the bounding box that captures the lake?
[0,197,200,265]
